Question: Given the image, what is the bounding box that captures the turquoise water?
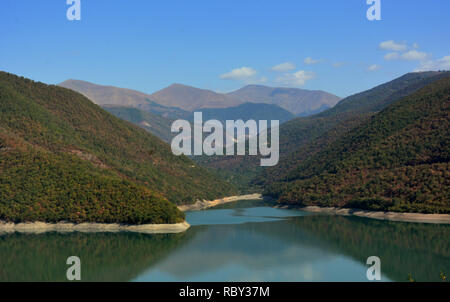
[0,206,448,281]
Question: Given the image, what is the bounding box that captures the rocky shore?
[177,193,263,211]
[0,221,190,235]
[278,205,450,224]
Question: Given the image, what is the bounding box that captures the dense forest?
[0,72,236,224]
[264,76,450,213]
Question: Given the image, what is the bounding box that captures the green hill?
[0,72,236,224]
[255,71,450,186]
[264,76,450,214]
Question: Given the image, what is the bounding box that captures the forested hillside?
[264,76,450,214]
[198,72,450,188]
[0,72,236,223]
[275,72,450,161]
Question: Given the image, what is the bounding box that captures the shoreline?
[277,205,450,224]
[0,221,190,235]
[178,193,263,211]
[7,194,447,234]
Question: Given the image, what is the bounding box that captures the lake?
[0,203,448,282]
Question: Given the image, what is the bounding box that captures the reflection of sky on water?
[134,207,389,282]
[185,207,308,226]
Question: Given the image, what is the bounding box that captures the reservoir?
[0,202,448,282]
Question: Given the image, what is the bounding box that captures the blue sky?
[1,0,449,97]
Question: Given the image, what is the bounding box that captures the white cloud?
[271,62,296,72]
[415,55,450,71]
[383,50,428,61]
[367,64,381,72]
[276,70,315,87]
[220,67,257,80]
[304,57,322,65]
[379,40,407,51]
[400,50,428,61]
[384,52,399,61]
[380,40,433,69]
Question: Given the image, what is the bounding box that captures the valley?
[1,70,449,225]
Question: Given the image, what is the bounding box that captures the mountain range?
[59,80,331,142]
[59,80,340,116]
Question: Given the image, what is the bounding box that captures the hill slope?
[277,72,450,159]
[102,105,174,143]
[0,72,236,224]
[264,76,450,214]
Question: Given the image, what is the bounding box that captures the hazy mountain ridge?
[228,84,341,115]
[59,80,340,116]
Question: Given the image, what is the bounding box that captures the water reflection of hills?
[136,214,449,282]
[0,212,448,282]
[287,215,450,282]
[0,232,192,282]
[139,223,337,281]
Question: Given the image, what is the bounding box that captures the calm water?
[0,205,448,282]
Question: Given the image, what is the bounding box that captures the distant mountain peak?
[151,83,242,111]
[228,85,341,115]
